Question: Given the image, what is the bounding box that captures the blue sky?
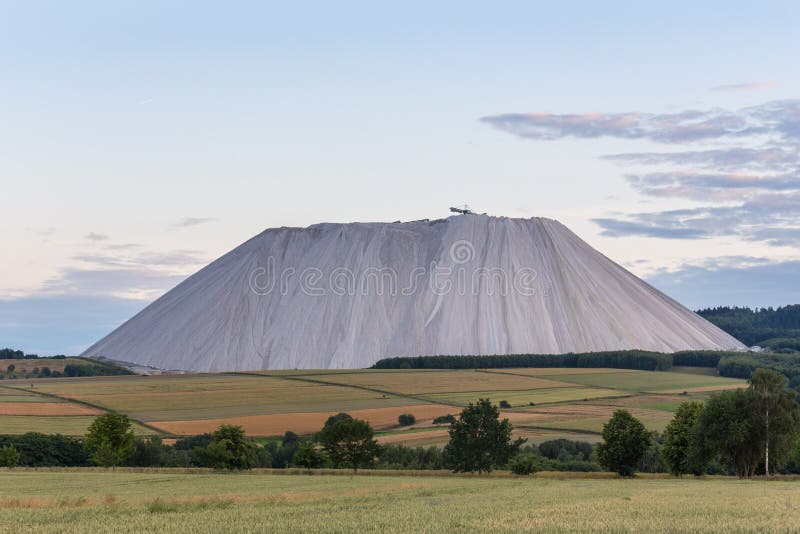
[2,1,799,354]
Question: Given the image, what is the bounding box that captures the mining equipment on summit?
[450,204,475,215]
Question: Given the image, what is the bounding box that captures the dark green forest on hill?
[697,305,800,348]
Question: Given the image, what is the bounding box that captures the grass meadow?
[0,470,797,533]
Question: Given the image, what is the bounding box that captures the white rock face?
[82,215,745,371]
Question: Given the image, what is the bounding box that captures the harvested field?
[543,370,744,392]
[421,386,626,406]
[0,388,50,403]
[658,384,744,394]
[314,370,575,395]
[11,368,744,441]
[32,374,422,421]
[0,402,102,416]
[151,404,456,436]
[535,412,673,433]
[377,428,450,445]
[483,368,637,377]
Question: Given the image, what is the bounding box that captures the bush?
[398,414,416,426]
[509,453,540,475]
[292,441,326,469]
[376,444,444,470]
[538,439,593,462]
[193,425,256,470]
[0,433,88,466]
[433,414,456,425]
[126,437,167,467]
[499,400,511,409]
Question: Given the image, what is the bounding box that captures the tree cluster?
[661,369,800,478]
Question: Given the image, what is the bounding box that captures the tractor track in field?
[230,372,465,409]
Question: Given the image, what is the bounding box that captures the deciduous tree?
[596,409,650,477]
[319,418,380,472]
[695,389,761,478]
[749,368,800,476]
[84,413,135,468]
[662,401,705,476]
[443,398,525,474]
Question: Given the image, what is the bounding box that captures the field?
[0,367,746,444]
[0,470,797,533]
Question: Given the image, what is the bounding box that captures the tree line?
[2,368,798,477]
[373,350,673,371]
[697,305,800,347]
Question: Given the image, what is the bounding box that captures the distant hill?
[697,305,800,348]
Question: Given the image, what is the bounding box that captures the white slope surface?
[82,215,745,371]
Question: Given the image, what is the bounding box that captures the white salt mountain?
[83,215,745,371]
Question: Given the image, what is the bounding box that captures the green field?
[0,367,746,441]
[0,470,796,533]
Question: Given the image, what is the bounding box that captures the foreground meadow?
[0,470,797,533]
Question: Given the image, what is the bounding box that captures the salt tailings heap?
[83,215,745,371]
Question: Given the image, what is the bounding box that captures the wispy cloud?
[602,147,799,173]
[85,232,109,241]
[170,217,217,229]
[593,192,800,246]
[41,268,187,300]
[480,100,800,144]
[482,99,800,248]
[625,171,800,202]
[73,249,207,269]
[711,81,778,92]
[33,237,209,302]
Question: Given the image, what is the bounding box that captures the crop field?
[0,367,746,442]
[533,370,742,392]
[29,375,426,422]
[310,370,579,394]
[0,470,797,533]
[153,405,456,437]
